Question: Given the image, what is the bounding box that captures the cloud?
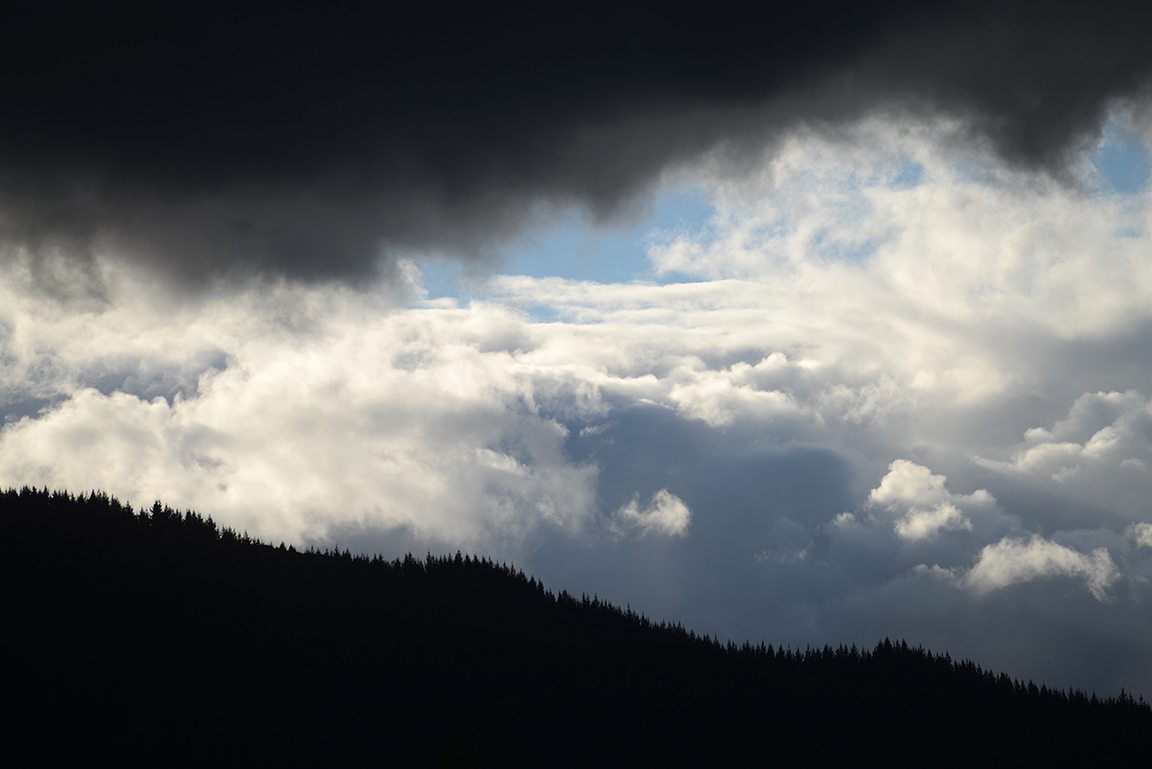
[838,460,1136,606]
[1128,523,1152,548]
[978,390,1152,476]
[4,118,1152,694]
[613,489,692,539]
[868,460,991,541]
[3,3,1152,286]
[971,391,1152,526]
[5,122,1152,552]
[963,536,1120,601]
[894,504,971,542]
[0,272,603,547]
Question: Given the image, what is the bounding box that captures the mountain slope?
[5,487,1148,766]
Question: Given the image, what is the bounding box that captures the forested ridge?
[5,486,1149,766]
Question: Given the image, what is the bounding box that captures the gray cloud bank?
[3,1,1152,285]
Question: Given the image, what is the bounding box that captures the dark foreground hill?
[5,487,1149,766]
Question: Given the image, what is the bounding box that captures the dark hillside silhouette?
[5,487,1148,766]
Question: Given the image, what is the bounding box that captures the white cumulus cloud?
[963,536,1120,601]
[1128,522,1152,548]
[868,460,992,541]
[972,391,1152,524]
[613,489,692,538]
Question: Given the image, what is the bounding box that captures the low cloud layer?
[3,120,1152,694]
[2,3,1152,286]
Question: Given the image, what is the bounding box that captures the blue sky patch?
[1089,119,1151,193]
[417,186,713,299]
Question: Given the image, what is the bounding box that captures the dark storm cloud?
[2,1,1150,284]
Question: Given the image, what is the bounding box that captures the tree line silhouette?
[5,486,1148,766]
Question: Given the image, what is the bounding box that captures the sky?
[3,1,1152,696]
